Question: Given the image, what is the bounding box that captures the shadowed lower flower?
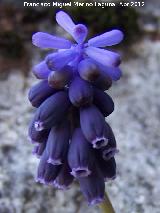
[28,10,123,208]
[34,91,71,130]
[53,162,74,190]
[78,165,105,205]
[80,105,109,148]
[36,150,61,184]
[95,150,117,181]
[46,120,70,165]
[32,140,47,158]
[99,124,119,161]
[68,128,94,177]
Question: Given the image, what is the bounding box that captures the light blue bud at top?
[34,91,71,131]
[88,30,124,47]
[92,71,112,91]
[48,65,73,89]
[68,128,95,178]
[32,61,51,79]
[53,162,74,190]
[46,120,70,165]
[32,32,72,49]
[78,166,105,205]
[80,105,109,149]
[69,76,93,107]
[46,50,78,71]
[36,150,61,184]
[56,11,88,44]
[28,80,59,108]
[93,88,114,117]
[78,58,100,82]
[56,11,76,37]
[85,46,121,68]
[73,24,88,44]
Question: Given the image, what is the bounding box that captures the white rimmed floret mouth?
[71,167,91,177]
[92,137,108,149]
[32,151,41,159]
[47,158,63,165]
[102,148,119,160]
[35,177,44,184]
[35,177,53,185]
[89,197,104,206]
[53,180,70,190]
[105,174,116,182]
[35,154,41,159]
[34,121,44,131]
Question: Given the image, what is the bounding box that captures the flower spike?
[29,10,124,210]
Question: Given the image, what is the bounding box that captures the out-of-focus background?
[0,0,160,212]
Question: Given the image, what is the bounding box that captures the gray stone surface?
[0,38,160,213]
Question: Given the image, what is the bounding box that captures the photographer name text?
[23,1,145,8]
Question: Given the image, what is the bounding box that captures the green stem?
[99,191,115,213]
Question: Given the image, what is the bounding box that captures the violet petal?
[56,11,76,36]
[46,50,77,71]
[32,32,72,49]
[78,166,105,205]
[68,128,94,178]
[32,61,51,79]
[88,30,124,47]
[85,46,121,67]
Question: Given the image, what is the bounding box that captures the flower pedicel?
[28,10,124,211]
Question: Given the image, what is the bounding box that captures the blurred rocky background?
[0,0,160,212]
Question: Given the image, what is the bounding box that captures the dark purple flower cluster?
[28,11,123,205]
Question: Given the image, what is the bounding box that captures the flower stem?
[99,191,115,213]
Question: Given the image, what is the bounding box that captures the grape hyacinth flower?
[28,10,124,212]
